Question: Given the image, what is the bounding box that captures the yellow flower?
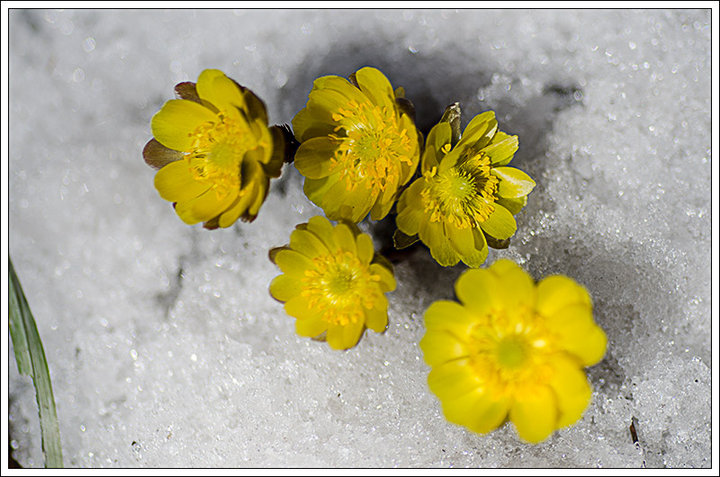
[291,67,421,223]
[269,216,396,350]
[420,259,607,443]
[143,69,286,229]
[396,109,535,267]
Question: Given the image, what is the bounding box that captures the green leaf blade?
[9,272,32,376]
[9,259,64,468]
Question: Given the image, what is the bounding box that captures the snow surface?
[6,8,713,468]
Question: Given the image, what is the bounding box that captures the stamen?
[329,101,414,195]
[421,151,499,228]
[301,251,382,326]
[468,309,553,397]
[185,111,265,198]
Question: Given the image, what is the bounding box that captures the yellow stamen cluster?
[421,152,499,229]
[186,112,258,198]
[301,250,382,326]
[468,307,554,398]
[329,100,414,193]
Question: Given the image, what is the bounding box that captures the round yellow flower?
[396,111,535,267]
[143,69,286,229]
[420,259,607,443]
[292,67,421,223]
[269,216,396,350]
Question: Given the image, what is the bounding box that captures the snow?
[6,8,713,468]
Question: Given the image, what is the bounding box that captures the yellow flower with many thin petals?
[396,110,535,267]
[143,69,286,229]
[270,216,396,350]
[292,67,421,223]
[420,259,607,443]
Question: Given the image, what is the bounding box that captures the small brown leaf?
[484,232,511,250]
[268,246,291,264]
[174,82,201,103]
[393,229,419,250]
[440,102,462,146]
[142,138,183,170]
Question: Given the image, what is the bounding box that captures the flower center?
[496,336,529,369]
[329,100,414,193]
[468,308,553,397]
[186,111,256,198]
[421,151,499,228]
[301,251,382,326]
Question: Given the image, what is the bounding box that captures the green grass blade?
[9,265,32,376]
[9,259,64,468]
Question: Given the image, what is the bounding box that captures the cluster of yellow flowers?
[144,67,606,443]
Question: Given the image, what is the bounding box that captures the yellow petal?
[274,249,315,277]
[175,189,235,225]
[284,295,320,320]
[422,122,452,174]
[547,354,593,428]
[318,176,377,223]
[294,136,341,179]
[369,263,396,292]
[395,179,426,236]
[242,88,269,126]
[151,99,217,152]
[427,358,481,400]
[441,387,510,435]
[420,220,459,267]
[472,228,489,261]
[419,329,469,366]
[292,106,338,143]
[398,114,422,178]
[395,205,425,237]
[492,166,536,199]
[245,181,269,220]
[509,385,558,443]
[577,324,607,367]
[196,69,246,112]
[536,275,592,318]
[484,131,519,166]
[295,315,328,338]
[455,111,498,153]
[303,175,335,210]
[312,75,368,105]
[496,195,527,215]
[353,67,395,110]
[445,222,487,268]
[365,298,389,333]
[423,300,478,340]
[304,215,337,251]
[326,321,365,350]
[307,88,358,122]
[545,304,607,367]
[355,233,375,265]
[454,269,501,316]
[154,160,210,202]
[487,258,523,277]
[333,223,357,254]
[369,172,400,221]
[479,203,517,240]
[289,228,329,258]
[486,259,536,310]
[217,183,257,228]
[264,125,286,178]
[269,274,302,303]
